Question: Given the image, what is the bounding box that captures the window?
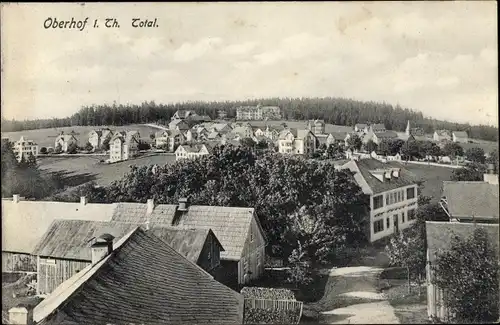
[386,217,390,229]
[373,195,384,210]
[401,212,405,223]
[408,209,416,220]
[250,230,254,242]
[374,219,384,233]
[407,187,415,200]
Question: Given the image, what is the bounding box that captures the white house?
[433,130,452,142]
[369,124,387,133]
[452,131,468,143]
[326,132,347,147]
[354,123,369,133]
[231,125,254,139]
[278,129,317,155]
[88,128,113,149]
[340,158,419,242]
[175,144,212,161]
[109,131,140,162]
[155,130,186,152]
[12,136,39,162]
[306,119,326,135]
[54,133,78,152]
[169,119,190,132]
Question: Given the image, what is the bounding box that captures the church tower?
[405,120,411,136]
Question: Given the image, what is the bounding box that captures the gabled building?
[306,119,326,135]
[155,129,186,152]
[109,131,140,162]
[452,131,468,143]
[169,119,190,132]
[88,128,112,149]
[110,199,267,289]
[326,132,348,146]
[32,220,224,295]
[175,143,212,161]
[171,110,197,120]
[32,228,244,325]
[362,130,399,145]
[425,222,499,322]
[278,128,317,155]
[54,133,78,152]
[12,136,39,162]
[354,123,369,133]
[231,125,254,139]
[236,105,281,120]
[370,124,387,133]
[340,159,419,242]
[433,130,452,142]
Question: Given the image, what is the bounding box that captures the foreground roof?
[442,181,499,219]
[426,221,499,263]
[110,203,261,261]
[34,228,243,325]
[1,200,116,254]
[453,131,468,138]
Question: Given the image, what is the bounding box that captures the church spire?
[405,120,411,136]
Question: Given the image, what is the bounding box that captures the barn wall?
[37,257,90,295]
[240,217,266,284]
[198,233,221,272]
[2,252,37,273]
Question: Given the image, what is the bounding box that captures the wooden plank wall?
[37,257,89,295]
[2,252,37,273]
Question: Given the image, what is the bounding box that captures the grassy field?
[402,163,454,201]
[38,154,176,186]
[459,140,498,155]
[1,124,159,148]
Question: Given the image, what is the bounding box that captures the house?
[259,125,286,141]
[363,129,398,145]
[306,119,325,135]
[1,196,116,274]
[155,129,186,152]
[370,123,387,133]
[340,159,419,242]
[88,128,112,149]
[32,227,244,325]
[32,220,224,295]
[354,123,369,133]
[211,122,233,134]
[452,131,468,143]
[326,132,347,146]
[278,128,317,155]
[231,125,254,138]
[439,172,499,223]
[433,130,452,142]
[169,119,190,132]
[171,109,197,120]
[236,105,281,120]
[109,198,267,289]
[12,136,39,162]
[175,143,212,161]
[54,132,78,152]
[218,109,228,119]
[425,221,499,322]
[222,132,242,144]
[109,131,140,162]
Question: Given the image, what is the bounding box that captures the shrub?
[39,147,47,154]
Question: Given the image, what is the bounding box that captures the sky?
[1,2,497,125]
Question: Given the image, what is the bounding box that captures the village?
[2,104,499,325]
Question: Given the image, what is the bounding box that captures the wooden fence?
[244,298,303,311]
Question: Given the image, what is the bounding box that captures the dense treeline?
[2,97,497,141]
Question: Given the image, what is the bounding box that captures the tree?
[451,162,486,181]
[416,202,449,222]
[240,137,256,149]
[83,142,94,152]
[346,134,362,151]
[149,133,155,141]
[486,149,499,172]
[39,147,48,154]
[101,138,111,151]
[431,227,499,323]
[465,147,486,164]
[55,143,63,154]
[442,142,464,158]
[286,242,313,288]
[67,142,78,154]
[401,140,423,160]
[325,143,344,159]
[137,141,151,151]
[363,140,378,153]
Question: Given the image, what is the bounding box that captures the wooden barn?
[1,196,116,275]
[110,198,268,290]
[32,219,225,295]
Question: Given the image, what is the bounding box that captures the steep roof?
[110,203,260,261]
[426,221,499,263]
[442,181,499,219]
[374,131,398,139]
[178,144,211,154]
[1,200,116,254]
[453,131,468,138]
[296,129,315,140]
[33,228,243,325]
[371,123,386,130]
[341,159,418,195]
[329,132,347,140]
[32,220,140,260]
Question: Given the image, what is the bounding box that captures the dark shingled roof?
[34,228,243,325]
[375,131,398,139]
[443,181,499,218]
[426,221,499,263]
[341,158,418,194]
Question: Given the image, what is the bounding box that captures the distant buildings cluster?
[236,105,282,120]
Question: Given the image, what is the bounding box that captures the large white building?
[155,130,186,152]
[340,158,419,242]
[12,136,39,162]
[109,131,140,163]
[277,129,317,155]
[88,128,113,149]
[175,144,212,161]
[236,105,281,120]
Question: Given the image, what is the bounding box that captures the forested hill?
[2,97,498,141]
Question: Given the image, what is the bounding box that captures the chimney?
[9,306,32,325]
[392,168,400,178]
[80,196,88,206]
[13,194,20,203]
[384,171,392,180]
[90,233,115,265]
[178,197,189,212]
[147,199,155,214]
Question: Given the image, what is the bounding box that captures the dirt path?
[303,266,400,324]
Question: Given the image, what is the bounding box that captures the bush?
[241,287,295,300]
[39,147,47,154]
[243,305,301,324]
[47,147,54,154]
